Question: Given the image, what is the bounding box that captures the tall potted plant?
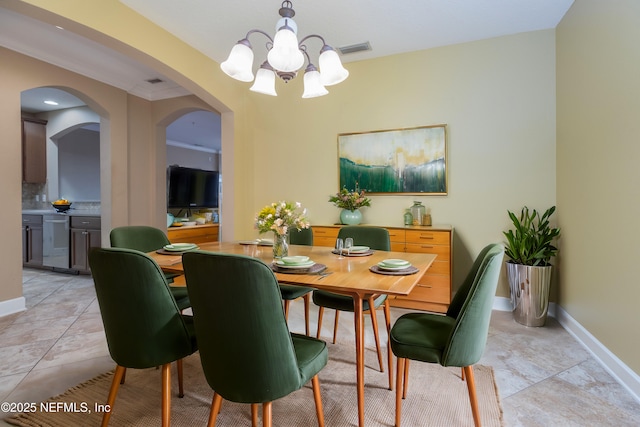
[503,206,560,326]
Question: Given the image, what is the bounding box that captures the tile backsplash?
[22,182,100,211]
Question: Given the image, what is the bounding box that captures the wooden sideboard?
[311,224,453,313]
[167,223,219,244]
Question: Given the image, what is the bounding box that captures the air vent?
[145,78,164,84]
[337,41,371,55]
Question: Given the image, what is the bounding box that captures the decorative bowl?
[52,202,71,212]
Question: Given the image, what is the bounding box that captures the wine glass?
[335,238,344,259]
[344,237,354,257]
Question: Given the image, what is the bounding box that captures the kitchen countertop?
[22,208,101,217]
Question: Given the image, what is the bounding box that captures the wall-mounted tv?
[167,165,219,208]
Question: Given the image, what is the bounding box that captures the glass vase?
[273,232,289,259]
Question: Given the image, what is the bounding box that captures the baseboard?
[555,305,640,403]
[0,296,26,317]
[493,296,640,404]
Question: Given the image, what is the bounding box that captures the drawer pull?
[417,284,433,288]
[420,235,435,240]
[421,245,434,249]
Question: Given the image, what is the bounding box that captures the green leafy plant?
[503,206,560,266]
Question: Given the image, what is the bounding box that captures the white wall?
[166,143,219,171]
[57,128,100,201]
[44,106,100,201]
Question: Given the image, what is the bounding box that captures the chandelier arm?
[244,29,274,44]
[298,34,327,49]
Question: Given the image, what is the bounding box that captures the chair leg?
[368,297,384,373]
[208,393,223,427]
[303,293,311,336]
[461,367,465,381]
[120,367,126,384]
[176,359,185,398]
[395,358,405,427]
[316,306,325,339]
[402,360,410,399]
[251,403,259,427]
[383,299,393,390]
[161,363,171,427]
[262,402,273,427]
[311,375,325,427]
[463,366,482,427]
[101,365,125,427]
[284,300,291,321]
[332,310,340,344]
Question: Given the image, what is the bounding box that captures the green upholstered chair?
[312,226,393,385]
[88,247,198,427]
[390,243,504,427]
[280,226,315,335]
[182,251,328,427]
[109,225,190,311]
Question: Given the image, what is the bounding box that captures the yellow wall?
[245,31,557,298]
[557,0,640,373]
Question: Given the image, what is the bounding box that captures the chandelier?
[220,1,349,98]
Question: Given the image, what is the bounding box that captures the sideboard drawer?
[312,226,340,247]
[425,260,450,275]
[398,275,450,305]
[387,229,405,243]
[405,230,450,245]
[405,243,450,261]
[168,224,219,244]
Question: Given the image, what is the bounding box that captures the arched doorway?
[165,109,222,232]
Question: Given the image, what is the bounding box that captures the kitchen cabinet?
[311,224,453,313]
[70,216,101,273]
[22,214,43,267]
[22,118,48,183]
[167,223,219,244]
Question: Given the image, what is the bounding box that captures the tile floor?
[1,268,639,426]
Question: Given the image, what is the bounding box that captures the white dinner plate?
[238,240,260,245]
[163,243,197,252]
[380,258,410,267]
[257,238,274,246]
[275,260,315,269]
[281,256,310,265]
[377,261,412,271]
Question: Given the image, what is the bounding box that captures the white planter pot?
[506,262,553,327]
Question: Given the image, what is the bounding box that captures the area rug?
[5,343,502,426]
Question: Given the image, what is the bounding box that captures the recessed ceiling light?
[44,100,59,106]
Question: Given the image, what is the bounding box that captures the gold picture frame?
[338,124,448,195]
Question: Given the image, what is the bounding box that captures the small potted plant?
[503,206,560,326]
[329,187,371,225]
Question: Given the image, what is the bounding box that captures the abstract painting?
[338,124,447,195]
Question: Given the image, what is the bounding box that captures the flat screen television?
[167,166,219,208]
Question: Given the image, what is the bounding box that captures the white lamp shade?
[302,69,328,98]
[250,67,277,96]
[267,27,304,72]
[220,43,255,82]
[319,49,349,86]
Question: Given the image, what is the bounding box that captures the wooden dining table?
[149,241,436,427]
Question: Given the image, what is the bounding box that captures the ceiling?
[2,1,574,152]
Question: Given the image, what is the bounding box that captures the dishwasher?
[43,214,70,269]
